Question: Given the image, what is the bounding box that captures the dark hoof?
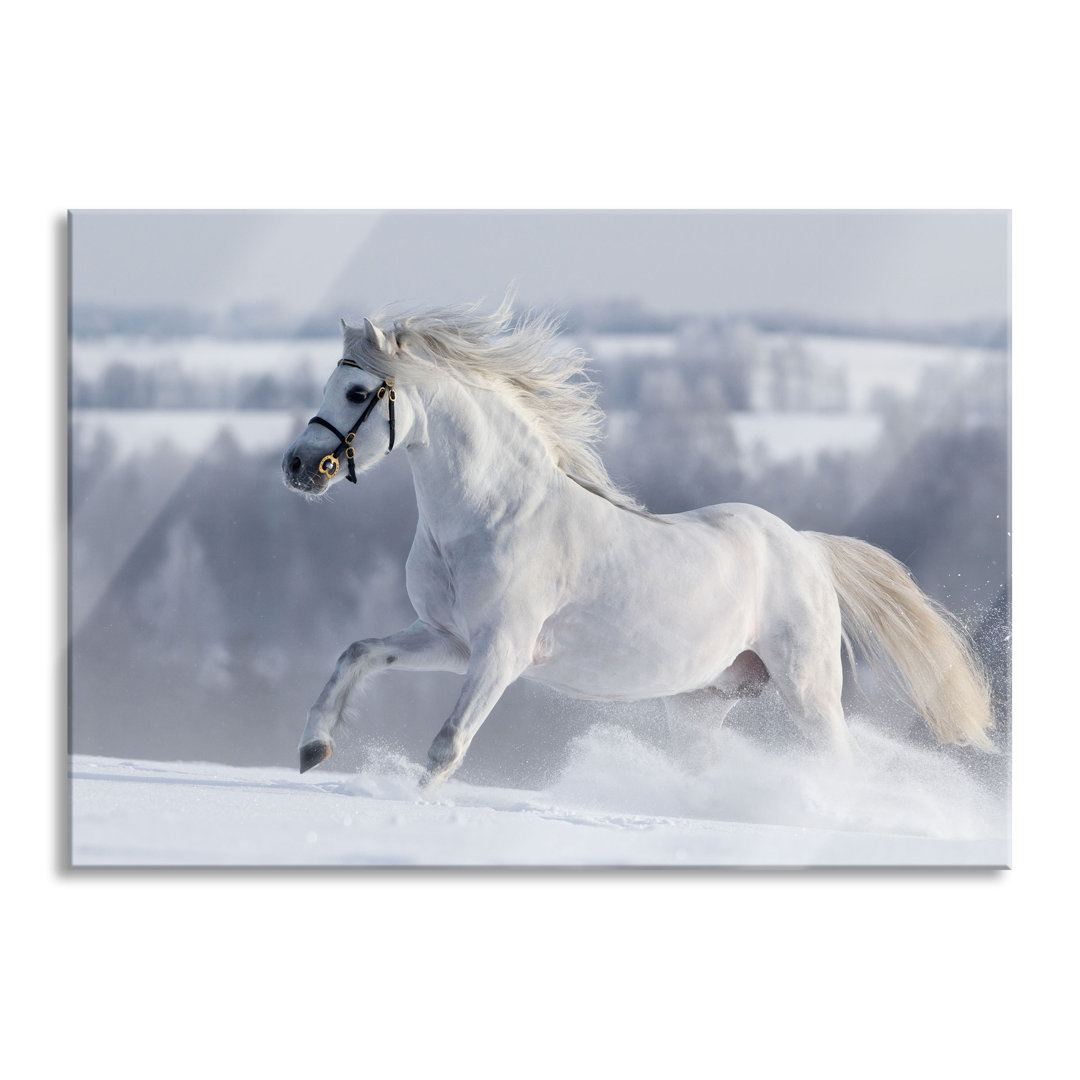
[419,766,447,792]
[299,740,333,774]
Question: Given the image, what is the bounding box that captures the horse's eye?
[346,387,370,405]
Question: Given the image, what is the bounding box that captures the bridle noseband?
[306,359,397,484]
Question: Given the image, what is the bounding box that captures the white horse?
[282,302,995,787]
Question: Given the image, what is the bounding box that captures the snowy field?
[71,331,1003,400]
[72,406,884,473]
[72,335,343,379]
[70,722,1009,868]
[729,411,882,465]
[72,407,299,459]
[775,333,1000,410]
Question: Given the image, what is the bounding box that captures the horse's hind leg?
[759,626,853,763]
[663,652,771,768]
[299,620,468,773]
[662,689,738,770]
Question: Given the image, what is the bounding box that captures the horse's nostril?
[289,456,302,473]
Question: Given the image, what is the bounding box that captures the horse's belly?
[526,597,755,700]
[524,660,682,701]
[523,514,775,699]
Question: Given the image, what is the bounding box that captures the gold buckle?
[318,453,339,478]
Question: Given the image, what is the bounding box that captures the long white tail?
[806,532,996,751]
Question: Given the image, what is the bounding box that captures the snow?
[70,722,1008,867]
[729,411,882,466]
[782,333,999,410]
[72,407,298,459]
[71,336,341,379]
[566,332,680,361]
[73,406,886,470]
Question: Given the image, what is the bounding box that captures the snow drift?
[70,719,1008,868]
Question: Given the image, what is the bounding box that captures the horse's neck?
[406,379,564,537]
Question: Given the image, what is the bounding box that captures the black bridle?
[306,359,397,484]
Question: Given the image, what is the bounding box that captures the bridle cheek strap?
[307,374,397,484]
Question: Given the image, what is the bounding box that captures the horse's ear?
[363,317,388,353]
[340,317,350,335]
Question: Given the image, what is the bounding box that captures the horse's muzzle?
[282,450,329,494]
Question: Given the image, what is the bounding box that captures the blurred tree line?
[73,301,1008,349]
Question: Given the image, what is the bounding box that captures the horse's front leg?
[421,629,534,790]
[299,620,468,773]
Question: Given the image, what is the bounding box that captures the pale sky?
[71,209,1009,325]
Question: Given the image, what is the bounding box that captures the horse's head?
[282,317,408,495]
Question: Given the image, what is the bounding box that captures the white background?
[5,2,1075,1076]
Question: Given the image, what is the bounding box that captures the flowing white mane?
[345,300,645,513]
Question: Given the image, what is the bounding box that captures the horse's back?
[663,500,785,529]
[659,500,837,618]
[660,500,806,553]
